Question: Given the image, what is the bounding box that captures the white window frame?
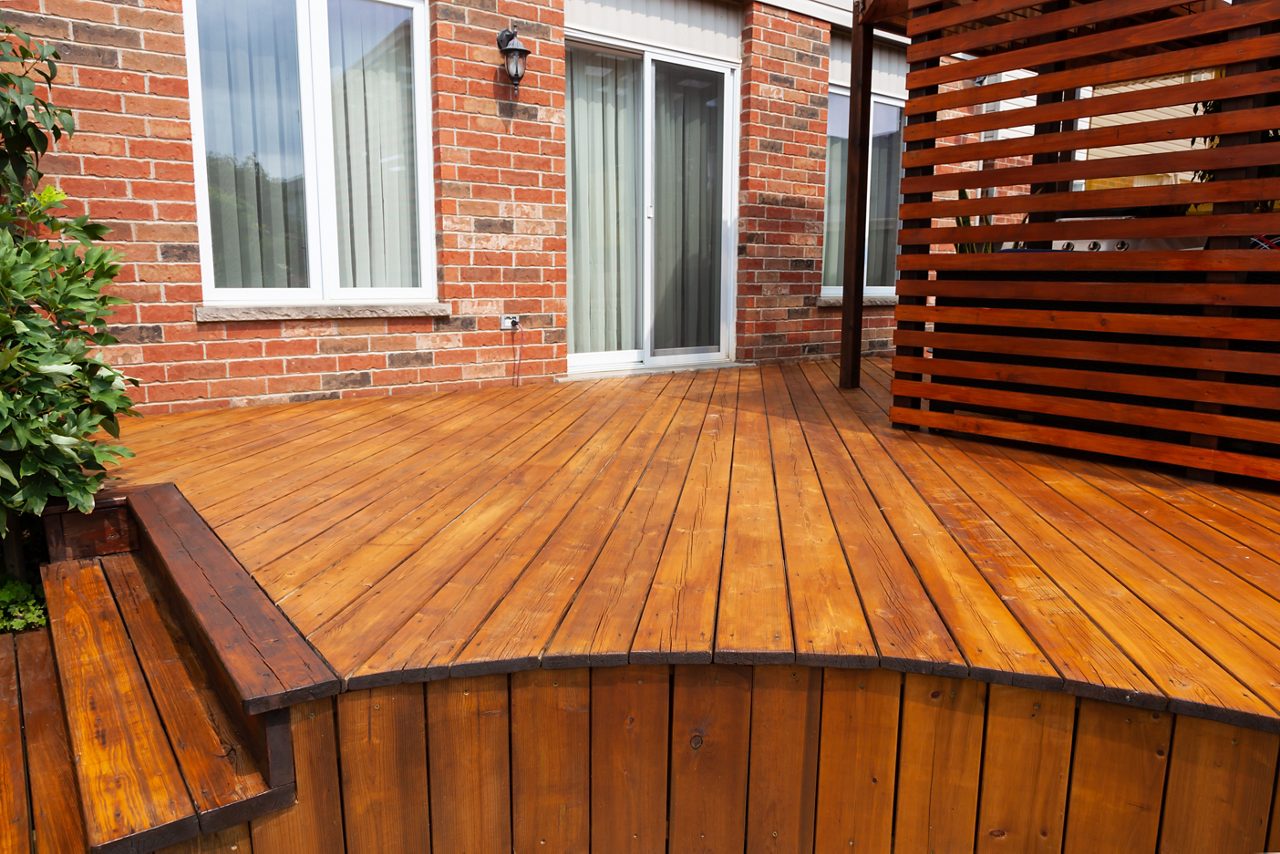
[184,0,437,305]
[822,85,905,301]
[564,30,740,374]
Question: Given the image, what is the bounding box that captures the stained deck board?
[114,359,1280,730]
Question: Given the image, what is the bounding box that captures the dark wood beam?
[860,0,908,26]
[839,18,875,388]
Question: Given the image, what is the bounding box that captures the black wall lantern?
[497,25,531,94]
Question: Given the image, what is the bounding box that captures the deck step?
[44,558,200,853]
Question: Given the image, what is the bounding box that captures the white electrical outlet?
[501,315,520,330]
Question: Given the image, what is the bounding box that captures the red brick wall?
[13,0,891,414]
[16,0,565,413]
[736,3,837,362]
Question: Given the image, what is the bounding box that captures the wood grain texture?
[976,686,1075,853]
[249,700,345,854]
[814,669,901,853]
[895,674,987,854]
[427,675,511,854]
[668,665,752,852]
[745,666,822,853]
[337,685,430,853]
[1063,702,1171,854]
[43,558,198,852]
[510,668,590,853]
[0,634,29,853]
[1159,716,1279,854]
[591,666,670,854]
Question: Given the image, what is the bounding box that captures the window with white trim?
[185,0,436,304]
[822,88,905,299]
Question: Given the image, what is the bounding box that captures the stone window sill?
[195,302,451,323]
[816,294,898,308]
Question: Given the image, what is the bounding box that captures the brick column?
[736,3,835,362]
[431,0,568,382]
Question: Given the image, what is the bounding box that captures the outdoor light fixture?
[497,25,531,94]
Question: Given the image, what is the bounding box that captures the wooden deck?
[113,358,1280,732]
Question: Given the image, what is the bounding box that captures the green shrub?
[0,25,137,551]
[0,577,45,632]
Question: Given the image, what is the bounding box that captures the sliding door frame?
[566,30,740,373]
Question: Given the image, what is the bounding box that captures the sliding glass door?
[567,43,735,371]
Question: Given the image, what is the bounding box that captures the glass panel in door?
[866,100,905,290]
[652,61,724,355]
[566,47,644,357]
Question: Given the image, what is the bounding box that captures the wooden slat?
[814,669,901,853]
[336,685,429,853]
[15,629,87,854]
[100,552,280,830]
[1159,716,1279,853]
[976,686,1075,853]
[744,666,822,852]
[715,369,793,663]
[590,666,669,854]
[667,665,752,852]
[249,700,345,854]
[894,674,987,853]
[630,370,739,663]
[510,668,590,853]
[0,634,30,854]
[44,558,199,853]
[426,675,511,853]
[159,824,253,854]
[1062,702,1171,854]
[129,484,338,713]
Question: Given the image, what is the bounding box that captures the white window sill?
[195,302,451,323]
[817,294,898,308]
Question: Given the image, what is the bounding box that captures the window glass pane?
[652,61,724,354]
[867,101,904,290]
[329,0,420,288]
[197,0,309,288]
[567,47,643,355]
[822,92,849,291]
[820,95,904,292]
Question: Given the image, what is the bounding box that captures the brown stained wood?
[542,370,718,669]
[427,675,511,854]
[591,666,670,854]
[668,665,752,852]
[304,377,656,671]
[1063,702,1171,854]
[15,629,87,854]
[976,686,1075,853]
[383,374,695,682]
[252,381,597,602]
[249,700,345,854]
[128,484,338,713]
[43,558,199,852]
[759,366,876,666]
[814,669,901,854]
[630,370,739,663]
[99,552,276,828]
[159,824,253,853]
[510,669,590,853]
[781,364,963,673]
[336,685,430,853]
[0,634,29,854]
[715,369,793,664]
[806,361,1058,686]
[1159,716,1279,854]
[745,666,822,853]
[894,674,986,854]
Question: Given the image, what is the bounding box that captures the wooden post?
[838,17,875,388]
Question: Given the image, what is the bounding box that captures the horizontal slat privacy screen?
[892,0,1280,482]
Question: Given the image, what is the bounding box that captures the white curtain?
[652,61,722,353]
[822,133,849,290]
[329,0,420,288]
[567,48,642,355]
[197,0,309,288]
